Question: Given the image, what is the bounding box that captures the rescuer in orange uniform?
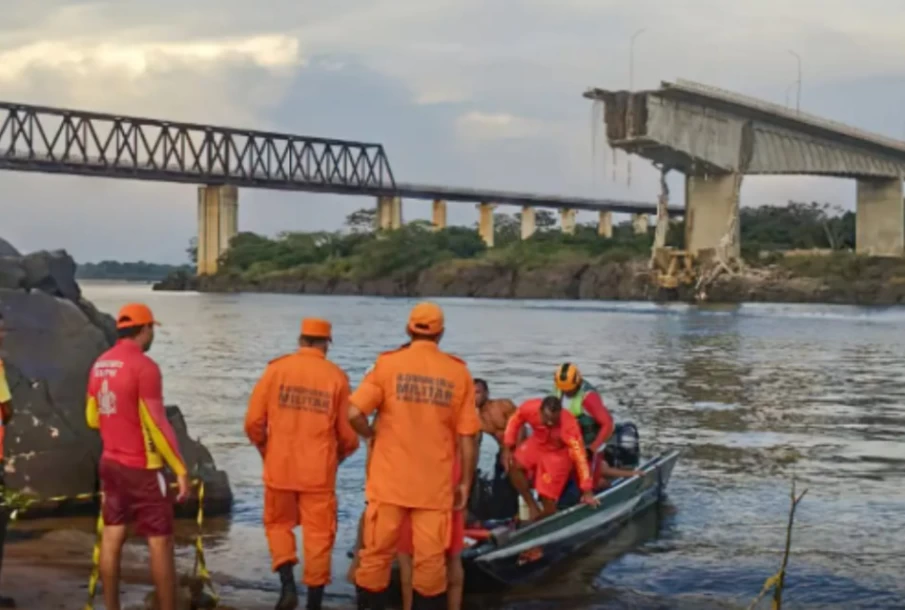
[86,303,190,610]
[0,312,16,609]
[349,302,481,610]
[245,318,360,610]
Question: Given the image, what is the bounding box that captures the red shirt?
[503,398,593,492]
[581,391,615,451]
[86,340,186,475]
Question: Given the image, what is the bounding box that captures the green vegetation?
[191,201,871,284]
[77,260,194,281]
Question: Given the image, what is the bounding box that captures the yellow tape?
[83,501,105,610]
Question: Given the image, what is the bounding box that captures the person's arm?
[0,362,12,425]
[456,378,481,494]
[502,404,526,450]
[599,463,644,479]
[348,362,384,440]
[335,375,360,463]
[563,416,594,493]
[583,392,615,452]
[500,400,527,445]
[244,366,272,457]
[136,361,187,477]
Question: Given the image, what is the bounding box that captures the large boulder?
[0,246,232,517]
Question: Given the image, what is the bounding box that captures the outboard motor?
[603,422,641,469]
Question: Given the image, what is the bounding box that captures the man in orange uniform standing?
[349,302,481,610]
[0,312,16,608]
[501,396,599,521]
[245,318,359,610]
[86,303,190,610]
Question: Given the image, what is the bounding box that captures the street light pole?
[630,28,647,90]
[788,50,802,112]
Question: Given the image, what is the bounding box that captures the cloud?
[2,0,904,263]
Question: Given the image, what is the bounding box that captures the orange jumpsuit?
[244,347,359,587]
[352,341,481,597]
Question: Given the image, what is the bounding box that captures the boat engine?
[603,422,641,468]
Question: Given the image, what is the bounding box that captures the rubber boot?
[412,591,448,610]
[356,586,386,610]
[305,585,324,610]
[275,563,299,610]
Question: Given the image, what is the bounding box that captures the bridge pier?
[376,196,403,230]
[478,203,495,247]
[520,207,536,240]
[598,211,613,238]
[856,177,904,256]
[684,174,741,259]
[196,185,238,276]
[560,208,577,235]
[632,213,649,235]
[432,199,447,231]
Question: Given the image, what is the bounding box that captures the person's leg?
[264,487,301,609]
[0,470,14,609]
[134,469,179,610]
[98,460,130,610]
[100,524,128,610]
[347,510,366,584]
[398,553,413,610]
[355,502,406,609]
[533,449,573,521]
[299,491,337,610]
[510,439,543,520]
[146,534,178,610]
[446,554,464,610]
[409,508,450,609]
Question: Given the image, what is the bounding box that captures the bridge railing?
[0,102,396,193]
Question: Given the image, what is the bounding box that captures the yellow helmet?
[554,363,582,393]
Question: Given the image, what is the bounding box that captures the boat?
[459,449,680,589]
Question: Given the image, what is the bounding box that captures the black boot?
[275,563,299,610]
[305,585,324,610]
[356,586,387,610]
[412,591,448,610]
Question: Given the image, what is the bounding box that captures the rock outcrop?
[0,243,232,516]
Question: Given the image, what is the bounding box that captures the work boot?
[412,591,448,610]
[356,586,386,610]
[305,585,324,610]
[275,563,299,610]
[0,595,14,609]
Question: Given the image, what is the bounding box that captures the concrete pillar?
[598,210,613,238]
[632,213,649,235]
[390,196,403,229]
[432,199,447,231]
[520,206,536,240]
[560,208,577,235]
[856,177,904,256]
[196,184,238,276]
[376,196,393,230]
[478,202,495,247]
[684,173,741,258]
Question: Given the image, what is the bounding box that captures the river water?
[75,282,905,609]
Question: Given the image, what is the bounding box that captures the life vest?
[554,379,601,449]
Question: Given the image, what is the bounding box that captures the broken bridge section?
[585,79,905,257]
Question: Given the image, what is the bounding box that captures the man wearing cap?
[245,317,359,610]
[348,302,481,610]
[0,312,16,608]
[86,303,190,610]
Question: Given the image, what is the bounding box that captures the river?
[73,282,905,609]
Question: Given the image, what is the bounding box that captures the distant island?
[77,260,194,282]
[153,203,905,306]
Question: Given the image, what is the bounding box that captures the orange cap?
[300,318,332,340]
[116,303,160,329]
[407,301,444,335]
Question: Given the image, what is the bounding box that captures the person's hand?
[176,474,191,503]
[580,491,600,508]
[632,470,644,478]
[453,482,469,511]
[500,447,513,474]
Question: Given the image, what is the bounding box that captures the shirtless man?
[474,379,525,473]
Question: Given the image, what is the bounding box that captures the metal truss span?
[0,101,396,193]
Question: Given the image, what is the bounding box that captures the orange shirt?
[245,347,359,492]
[351,341,481,511]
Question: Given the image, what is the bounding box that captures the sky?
[2,0,905,263]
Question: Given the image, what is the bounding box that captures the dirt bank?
[154,258,905,306]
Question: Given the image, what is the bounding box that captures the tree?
[535,210,557,230]
[345,208,377,233]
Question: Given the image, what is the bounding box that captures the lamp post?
[788,50,802,112]
[630,28,647,90]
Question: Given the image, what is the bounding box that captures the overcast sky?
[3,0,905,263]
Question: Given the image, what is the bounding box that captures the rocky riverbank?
[153,255,905,306]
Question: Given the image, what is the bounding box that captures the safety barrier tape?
[3,478,223,610]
